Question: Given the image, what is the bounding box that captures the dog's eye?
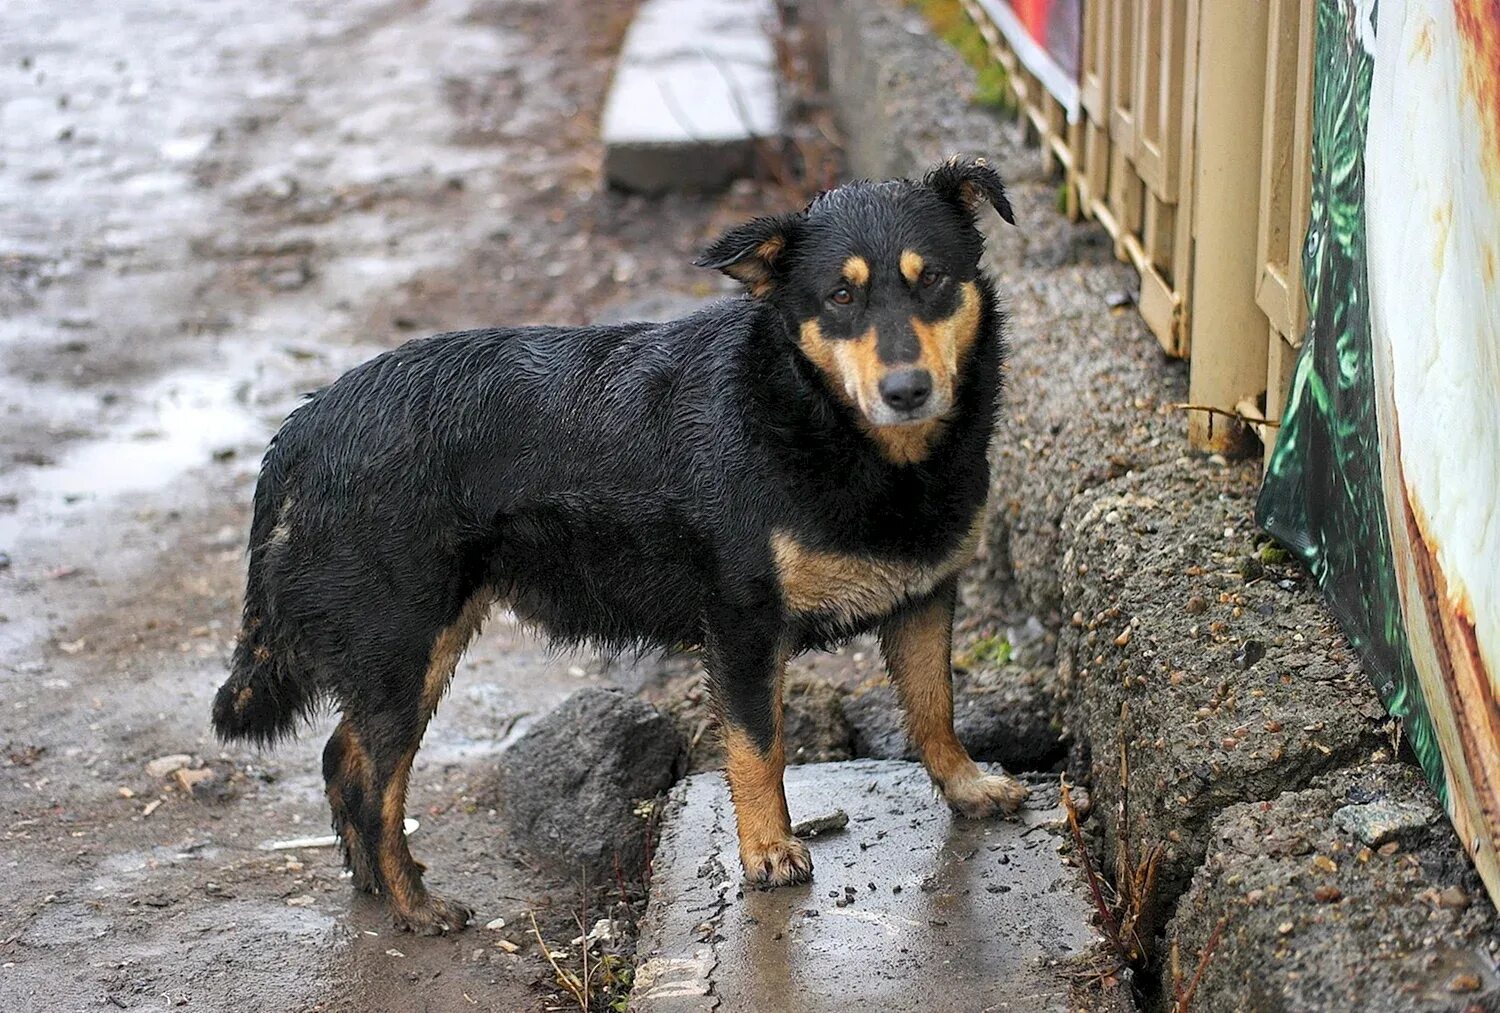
[829,287,854,306]
[919,269,943,288]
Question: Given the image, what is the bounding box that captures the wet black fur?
[213,157,1012,904]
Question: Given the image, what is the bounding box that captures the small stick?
[1061,776,1126,957]
[791,809,849,838]
[1174,914,1229,1012]
[1169,403,1281,428]
[530,912,586,1008]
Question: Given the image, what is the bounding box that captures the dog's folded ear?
[695,214,799,298]
[924,156,1015,226]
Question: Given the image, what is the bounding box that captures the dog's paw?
[943,772,1029,819]
[390,891,474,936]
[741,836,814,887]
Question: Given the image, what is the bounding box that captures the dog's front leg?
[880,578,1028,817]
[705,611,812,887]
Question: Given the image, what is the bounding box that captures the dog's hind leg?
[879,579,1028,818]
[323,719,379,893]
[706,611,812,887]
[325,592,490,934]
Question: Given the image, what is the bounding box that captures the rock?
[1167,763,1499,1011]
[790,808,848,838]
[1332,798,1437,848]
[173,767,214,793]
[843,669,1062,772]
[1061,458,1387,904]
[497,688,686,878]
[782,676,853,764]
[144,754,193,779]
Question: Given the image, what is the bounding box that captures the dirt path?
[0,2,796,1009]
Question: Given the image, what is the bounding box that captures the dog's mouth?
[859,392,952,428]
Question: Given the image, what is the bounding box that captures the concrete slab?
[632,760,1128,1012]
[601,0,782,192]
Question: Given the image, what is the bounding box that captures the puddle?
[0,350,274,547]
[31,379,260,499]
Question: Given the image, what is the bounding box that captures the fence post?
[1185,0,1272,455]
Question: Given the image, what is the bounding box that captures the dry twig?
[1172,914,1229,1012]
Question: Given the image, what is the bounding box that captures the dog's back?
[214,302,758,744]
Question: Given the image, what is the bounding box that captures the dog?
[213,156,1023,934]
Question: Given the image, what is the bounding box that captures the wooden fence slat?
[961,0,1315,445]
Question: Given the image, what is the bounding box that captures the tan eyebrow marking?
[900,250,925,284]
[842,255,870,287]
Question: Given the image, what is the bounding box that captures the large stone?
[842,668,1063,772]
[602,0,782,193]
[497,688,686,878]
[1061,457,1388,905]
[631,760,1132,1012]
[1168,763,1500,1011]
[781,676,854,764]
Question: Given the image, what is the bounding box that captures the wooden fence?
[961,0,1317,459]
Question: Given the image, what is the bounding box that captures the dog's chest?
[770,514,984,623]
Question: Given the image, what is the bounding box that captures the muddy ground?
[0,1,843,1009]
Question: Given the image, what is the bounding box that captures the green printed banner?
[1258,0,1500,905]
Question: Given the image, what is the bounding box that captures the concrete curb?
[602,0,782,193]
[632,761,1128,1012]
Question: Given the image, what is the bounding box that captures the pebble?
[174,767,213,793]
[1332,799,1435,847]
[1184,595,1208,615]
[145,754,193,779]
[1447,973,1481,993]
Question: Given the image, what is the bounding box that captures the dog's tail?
[212,443,318,746]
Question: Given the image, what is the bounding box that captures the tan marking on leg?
[899,249,925,285]
[377,742,472,934]
[842,255,870,288]
[419,592,493,716]
[880,591,1026,818]
[377,748,421,908]
[326,721,377,892]
[724,725,810,886]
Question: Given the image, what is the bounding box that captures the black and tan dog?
[213,156,1023,934]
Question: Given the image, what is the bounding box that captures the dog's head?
[698,157,1013,445]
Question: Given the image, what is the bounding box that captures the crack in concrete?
[699,780,731,1012]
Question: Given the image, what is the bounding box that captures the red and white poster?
[973,0,1083,117]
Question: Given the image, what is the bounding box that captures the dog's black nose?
[879,368,933,412]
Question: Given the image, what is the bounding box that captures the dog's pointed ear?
[924,156,1015,225]
[694,214,799,298]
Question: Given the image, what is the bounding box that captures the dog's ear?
[924,156,1015,225]
[694,214,799,298]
